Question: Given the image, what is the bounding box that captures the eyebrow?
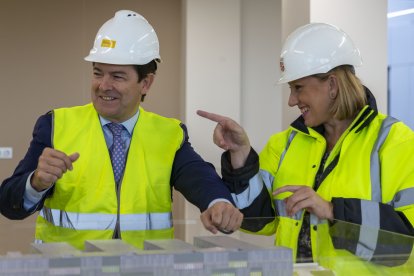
[93,67,128,75]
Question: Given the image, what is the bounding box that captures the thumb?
[69,152,80,162]
[200,210,218,234]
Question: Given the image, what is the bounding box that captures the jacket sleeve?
[221,148,275,232]
[0,113,53,219]
[330,198,414,266]
[332,198,414,236]
[171,123,235,212]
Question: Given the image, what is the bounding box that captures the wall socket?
[0,147,13,159]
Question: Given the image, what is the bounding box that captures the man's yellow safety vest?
[35,103,183,249]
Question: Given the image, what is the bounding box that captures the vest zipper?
[113,178,123,239]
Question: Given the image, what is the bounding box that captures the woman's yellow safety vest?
[249,106,414,275]
[35,103,183,250]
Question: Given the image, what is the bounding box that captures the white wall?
[183,0,242,241]
[185,0,241,166]
[310,0,388,113]
[280,0,310,128]
[239,0,282,247]
[241,0,283,152]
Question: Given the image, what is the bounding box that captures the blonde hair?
[314,65,367,120]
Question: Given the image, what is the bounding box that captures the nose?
[98,75,113,91]
[288,91,298,107]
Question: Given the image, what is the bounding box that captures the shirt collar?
[99,109,140,136]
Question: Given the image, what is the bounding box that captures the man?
[0,10,243,250]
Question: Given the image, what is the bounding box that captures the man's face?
[91,63,150,123]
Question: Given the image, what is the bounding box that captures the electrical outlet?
[0,147,13,159]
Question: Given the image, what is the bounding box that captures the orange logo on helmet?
[101,39,116,48]
[280,58,285,72]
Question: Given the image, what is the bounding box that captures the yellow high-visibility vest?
[35,103,183,249]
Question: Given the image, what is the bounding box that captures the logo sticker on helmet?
[101,39,116,48]
[280,58,285,72]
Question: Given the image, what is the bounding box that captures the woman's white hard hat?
[84,10,161,65]
[278,22,362,84]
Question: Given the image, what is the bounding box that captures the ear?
[328,75,338,99]
[140,74,155,96]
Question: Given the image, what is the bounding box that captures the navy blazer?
[0,112,234,219]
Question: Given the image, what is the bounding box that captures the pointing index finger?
[196,110,227,125]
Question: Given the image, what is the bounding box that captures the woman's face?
[288,75,335,127]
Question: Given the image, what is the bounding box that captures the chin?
[304,120,316,127]
[95,107,117,120]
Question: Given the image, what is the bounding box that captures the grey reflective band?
[354,116,398,261]
[370,116,399,202]
[388,187,414,208]
[278,131,297,171]
[274,200,326,226]
[310,214,324,226]
[120,213,172,231]
[231,173,265,209]
[40,207,116,230]
[356,200,380,261]
[274,199,303,221]
[259,169,275,191]
[39,207,172,231]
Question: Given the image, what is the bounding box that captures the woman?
[198,23,414,274]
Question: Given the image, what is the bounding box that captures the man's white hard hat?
[84,10,161,65]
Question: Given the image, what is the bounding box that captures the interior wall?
[0,0,182,254]
[280,0,310,128]
[238,0,282,247]
[310,0,388,113]
[183,0,242,241]
[241,0,283,153]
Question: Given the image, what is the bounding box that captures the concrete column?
[182,0,242,241]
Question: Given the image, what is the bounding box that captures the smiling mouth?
[300,107,309,114]
[101,96,117,101]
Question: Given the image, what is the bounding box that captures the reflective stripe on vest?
[356,200,380,261]
[370,116,399,202]
[39,207,172,231]
[276,116,398,216]
[277,131,297,171]
[388,187,414,208]
[274,199,324,226]
[231,170,274,209]
[230,131,297,209]
[274,117,399,261]
[356,188,414,261]
[275,199,303,221]
[356,116,398,261]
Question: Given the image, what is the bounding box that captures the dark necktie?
[107,123,126,184]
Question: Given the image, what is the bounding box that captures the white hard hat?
[84,10,161,65]
[278,22,362,84]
